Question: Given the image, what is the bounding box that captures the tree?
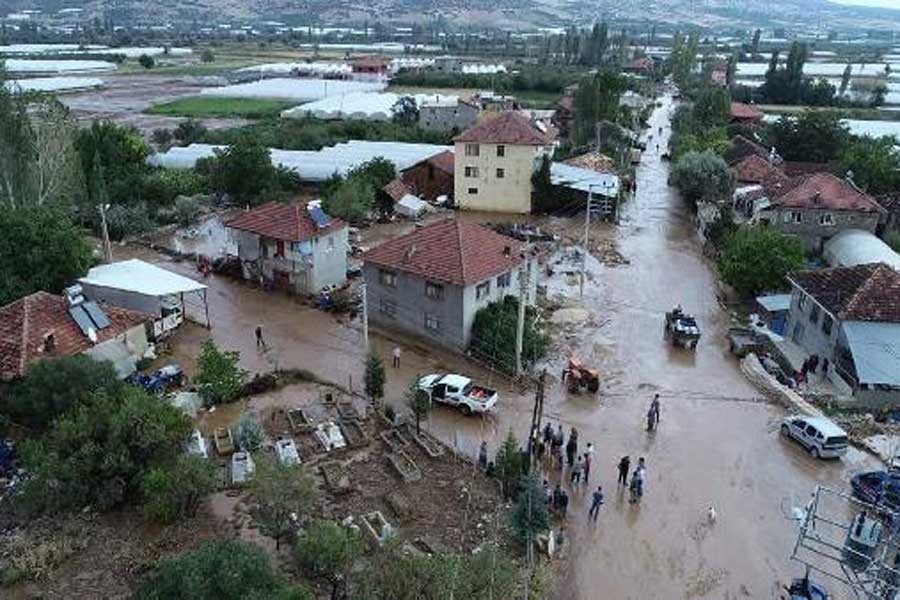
[769,111,849,162]
[495,429,524,500]
[511,473,549,545]
[151,128,173,148]
[201,49,215,63]
[572,69,624,145]
[75,119,150,206]
[405,376,431,435]
[5,356,122,429]
[391,96,419,126]
[0,206,93,306]
[19,386,191,513]
[670,150,735,210]
[142,454,217,523]
[135,540,310,600]
[839,136,900,194]
[194,340,246,406]
[197,137,291,203]
[692,86,731,127]
[751,28,761,55]
[295,519,365,600]
[0,66,35,210]
[138,53,155,69]
[364,353,386,404]
[173,118,207,144]
[839,63,852,95]
[469,296,549,375]
[322,176,375,222]
[250,453,316,550]
[718,226,805,297]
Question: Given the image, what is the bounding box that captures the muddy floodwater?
[124,94,879,599]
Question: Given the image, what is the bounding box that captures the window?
[425,313,440,331]
[275,239,285,257]
[468,187,479,195]
[822,314,833,336]
[496,168,505,179]
[496,145,505,157]
[379,270,397,287]
[497,272,511,288]
[819,213,835,226]
[464,143,480,157]
[798,292,807,311]
[464,166,480,178]
[327,237,335,252]
[476,281,491,300]
[380,299,397,317]
[425,281,444,300]
[809,304,820,324]
[788,211,802,224]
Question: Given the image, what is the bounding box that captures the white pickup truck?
[417,373,498,415]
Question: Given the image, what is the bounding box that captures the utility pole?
[360,282,369,352]
[515,258,529,377]
[526,370,546,469]
[580,187,592,298]
[97,203,112,263]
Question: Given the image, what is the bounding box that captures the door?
[432,384,447,401]
[802,424,819,449]
[272,270,290,291]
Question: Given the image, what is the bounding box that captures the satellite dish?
[87,327,98,344]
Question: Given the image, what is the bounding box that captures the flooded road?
[131,94,877,598]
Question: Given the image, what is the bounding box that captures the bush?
[138,54,155,69]
[322,176,375,222]
[5,356,122,429]
[718,225,805,297]
[234,414,263,451]
[105,202,154,239]
[887,231,900,254]
[173,194,204,226]
[469,296,548,375]
[251,454,316,549]
[151,128,173,148]
[173,119,208,144]
[142,454,217,523]
[139,168,209,209]
[511,473,550,544]
[364,353,386,403]
[195,340,246,406]
[671,150,736,209]
[295,520,365,598]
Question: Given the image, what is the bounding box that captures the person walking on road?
[630,457,647,504]
[559,489,570,518]
[617,455,631,486]
[392,346,401,368]
[651,394,660,424]
[565,428,578,467]
[570,455,584,485]
[255,325,266,350]
[583,451,592,483]
[589,485,605,521]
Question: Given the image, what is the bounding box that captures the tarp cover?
[80,259,207,297]
[842,320,900,387]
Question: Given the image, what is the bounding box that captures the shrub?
[173,118,208,144]
[173,194,204,225]
[364,353,386,403]
[469,295,548,375]
[322,176,374,222]
[234,414,263,451]
[511,473,550,544]
[194,340,246,406]
[142,455,217,523]
[718,225,805,297]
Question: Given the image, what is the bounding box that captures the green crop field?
[146,96,299,119]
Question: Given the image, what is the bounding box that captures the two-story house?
[362,218,537,351]
[225,201,348,295]
[755,173,886,252]
[786,263,900,408]
[453,111,554,214]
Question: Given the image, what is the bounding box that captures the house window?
[476,281,491,300]
[788,211,802,224]
[464,143,480,157]
[425,313,440,331]
[327,237,335,252]
[379,270,397,287]
[380,299,397,317]
[464,166,480,178]
[819,213,835,226]
[497,272,511,288]
[496,168,505,179]
[468,187,479,195]
[496,145,505,157]
[822,314,833,336]
[425,281,444,300]
[275,239,285,257]
[809,304,820,324]
[798,292,807,311]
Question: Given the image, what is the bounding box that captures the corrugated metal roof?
[842,320,900,387]
[756,294,792,313]
[550,163,620,197]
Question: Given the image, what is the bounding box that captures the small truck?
[417,373,499,415]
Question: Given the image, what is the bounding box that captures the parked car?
[127,364,184,393]
[417,373,498,415]
[850,470,900,510]
[780,415,848,459]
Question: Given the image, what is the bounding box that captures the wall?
[418,103,479,133]
[311,227,349,291]
[363,264,466,350]
[760,207,880,252]
[460,259,538,348]
[400,161,454,201]
[455,142,547,214]
[785,285,840,363]
[81,283,164,316]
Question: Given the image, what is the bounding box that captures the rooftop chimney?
[404,244,417,261]
[503,245,512,257]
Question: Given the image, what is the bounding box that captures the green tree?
[839,63,852,95]
[19,386,191,513]
[0,65,35,209]
[135,540,310,600]
[391,96,419,126]
[75,119,150,207]
[201,49,215,63]
[295,519,365,600]
[839,135,900,194]
[173,118,207,144]
[0,206,93,305]
[364,353,386,404]
[469,295,549,375]
[405,376,431,435]
[692,85,731,127]
[322,176,375,222]
[151,127,173,148]
[5,356,122,429]
[511,473,550,544]
[573,69,624,146]
[495,429,524,500]
[142,454,217,524]
[250,453,316,550]
[138,54,155,69]
[198,137,292,203]
[194,340,246,406]
[718,226,805,297]
[770,111,849,162]
[670,150,735,210]
[751,28,761,55]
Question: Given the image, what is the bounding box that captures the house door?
[272,270,290,291]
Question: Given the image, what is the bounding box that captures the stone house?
[418,98,480,134]
[786,263,900,408]
[225,202,348,295]
[362,219,537,351]
[754,173,885,252]
[453,111,554,214]
[433,56,462,73]
[383,150,455,203]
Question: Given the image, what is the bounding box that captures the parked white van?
[781,415,849,459]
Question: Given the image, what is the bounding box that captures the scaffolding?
[791,485,900,599]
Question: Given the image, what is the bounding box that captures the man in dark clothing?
[559,490,569,518]
[565,435,578,467]
[543,422,553,444]
[617,455,630,486]
[552,484,563,512]
[255,325,265,349]
[589,485,605,521]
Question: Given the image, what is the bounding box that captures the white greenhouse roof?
[4,76,104,93]
[236,62,352,76]
[550,163,620,198]
[4,58,117,73]
[823,229,900,271]
[199,78,385,102]
[80,259,207,297]
[282,92,458,122]
[149,141,451,182]
[842,321,900,387]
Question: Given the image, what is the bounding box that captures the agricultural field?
[146,96,299,119]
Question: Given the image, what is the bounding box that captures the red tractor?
[563,357,600,394]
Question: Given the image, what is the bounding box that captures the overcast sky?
[829,0,900,9]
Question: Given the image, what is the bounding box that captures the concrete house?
[418,98,479,134]
[225,202,348,295]
[755,173,885,252]
[454,111,554,214]
[786,263,900,408]
[383,150,455,203]
[362,219,537,351]
[0,291,151,381]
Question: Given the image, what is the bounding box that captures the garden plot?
[199,78,385,102]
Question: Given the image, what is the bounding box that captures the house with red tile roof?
[454,111,555,214]
[729,102,764,124]
[383,150,455,203]
[733,154,785,185]
[785,263,900,406]
[0,291,151,381]
[361,218,536,350]
[225,201,348,295]
[755,172,886,252]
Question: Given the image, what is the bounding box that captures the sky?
[829,0,900,9]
